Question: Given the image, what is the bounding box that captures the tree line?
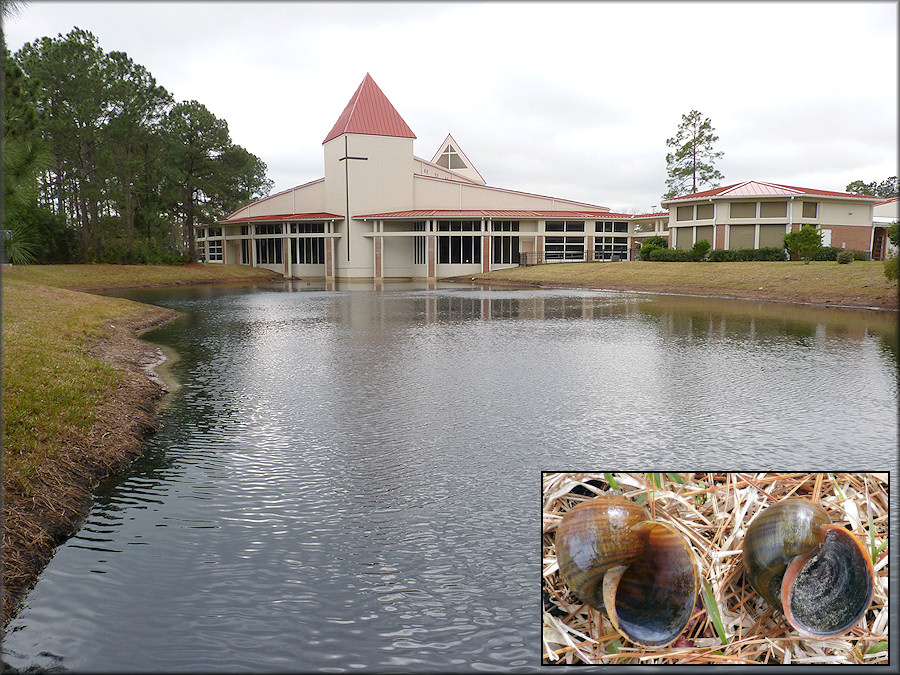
[3,26,274,264]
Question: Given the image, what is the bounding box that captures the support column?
[374,235,383,280]
[325,236,335,281]
[482,234,490,273]
[282,237,290,279]
[427,233,436,281]
[714,223,726,250]
[586,235,595,261]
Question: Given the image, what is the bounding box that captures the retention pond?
[3,282,897,671]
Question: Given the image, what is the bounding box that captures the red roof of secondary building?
[323,73,416,144]
[662,181,883,202]
[219,212,342,224]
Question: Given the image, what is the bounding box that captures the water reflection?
[3,282,895,673]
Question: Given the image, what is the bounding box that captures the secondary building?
[873,197,898,260]
[660,181,884,256]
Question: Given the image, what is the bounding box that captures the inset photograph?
[542,472,889,665]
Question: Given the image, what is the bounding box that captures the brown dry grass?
[2,262,280,290]
[458,261,899,310]
[542,472,889,665]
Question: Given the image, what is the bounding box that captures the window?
[413,221,426,264]
[802,201,818,219]
[595,236,628,260]
[545,236,584,260]
[290,222,326,234]
[437,220,480,232]
[492,220,520,232]
[492,236,520,264]
[490,221,520,265]
[256,223,282,235]
[438,235,481,264]
[207,227,222,237]
[436,143,466,170]
[241,239,251,264]
[696,204,714,220]
[597,221,628,233]
[207,238,223,261]
[545,220,584,232]
[256,238,282,265]
[730,202,756,218]
[241,225,249,235]
[760,201,787,218]
[197,228,206,238]
[292,237,324,264]
[676,206,694,221]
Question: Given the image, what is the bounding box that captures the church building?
[197,74,664,280]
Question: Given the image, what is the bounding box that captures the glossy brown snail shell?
[555,495,699,648]
[742,498,874,638]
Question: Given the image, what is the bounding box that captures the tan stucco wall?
[411,175,608,212]
[228,179,327,220]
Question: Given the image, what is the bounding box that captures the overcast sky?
[4,1,898,212]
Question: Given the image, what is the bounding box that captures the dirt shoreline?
[448,275,900,311]
[2,304,179,628]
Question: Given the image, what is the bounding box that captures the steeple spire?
[323,73,416,144]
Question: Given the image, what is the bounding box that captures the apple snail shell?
[742,498,874,638]
[555,495,699,648]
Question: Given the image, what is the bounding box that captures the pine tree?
[664,110,724,199]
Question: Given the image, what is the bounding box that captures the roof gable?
[323,73,416,144]
[429,134,486,185]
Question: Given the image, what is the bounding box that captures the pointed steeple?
[323,73,416,144]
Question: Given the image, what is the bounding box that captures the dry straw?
[542,472,889,665]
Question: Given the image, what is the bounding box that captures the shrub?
[753,247,788,261]
[836,250,854,264]
[814,246,841,261]
[708,249,737,262]
[707,247,786,262]
[648,248,694,262]
[692,239,711,260]
[639,235,668,261]
[850,249,869,261]
[884,255,898,281]
[784,225,822,263]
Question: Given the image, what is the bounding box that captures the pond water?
[3,282,897,672]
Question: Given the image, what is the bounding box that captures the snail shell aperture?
[742,498,874,638]
[555,495,699,648]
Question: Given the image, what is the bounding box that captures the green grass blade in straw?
[604,473,619,490]
[666,473,684,484]
[701,578,729,645]
[867,641,888,654]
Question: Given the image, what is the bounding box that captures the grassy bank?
[1,263,279,626]
[2,261,279,290]
[456,260,898,310]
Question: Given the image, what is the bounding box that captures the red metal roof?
[323,73,416,144]
[357,209,644,220]
[662,181,883,202]
[219,212,342,224]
